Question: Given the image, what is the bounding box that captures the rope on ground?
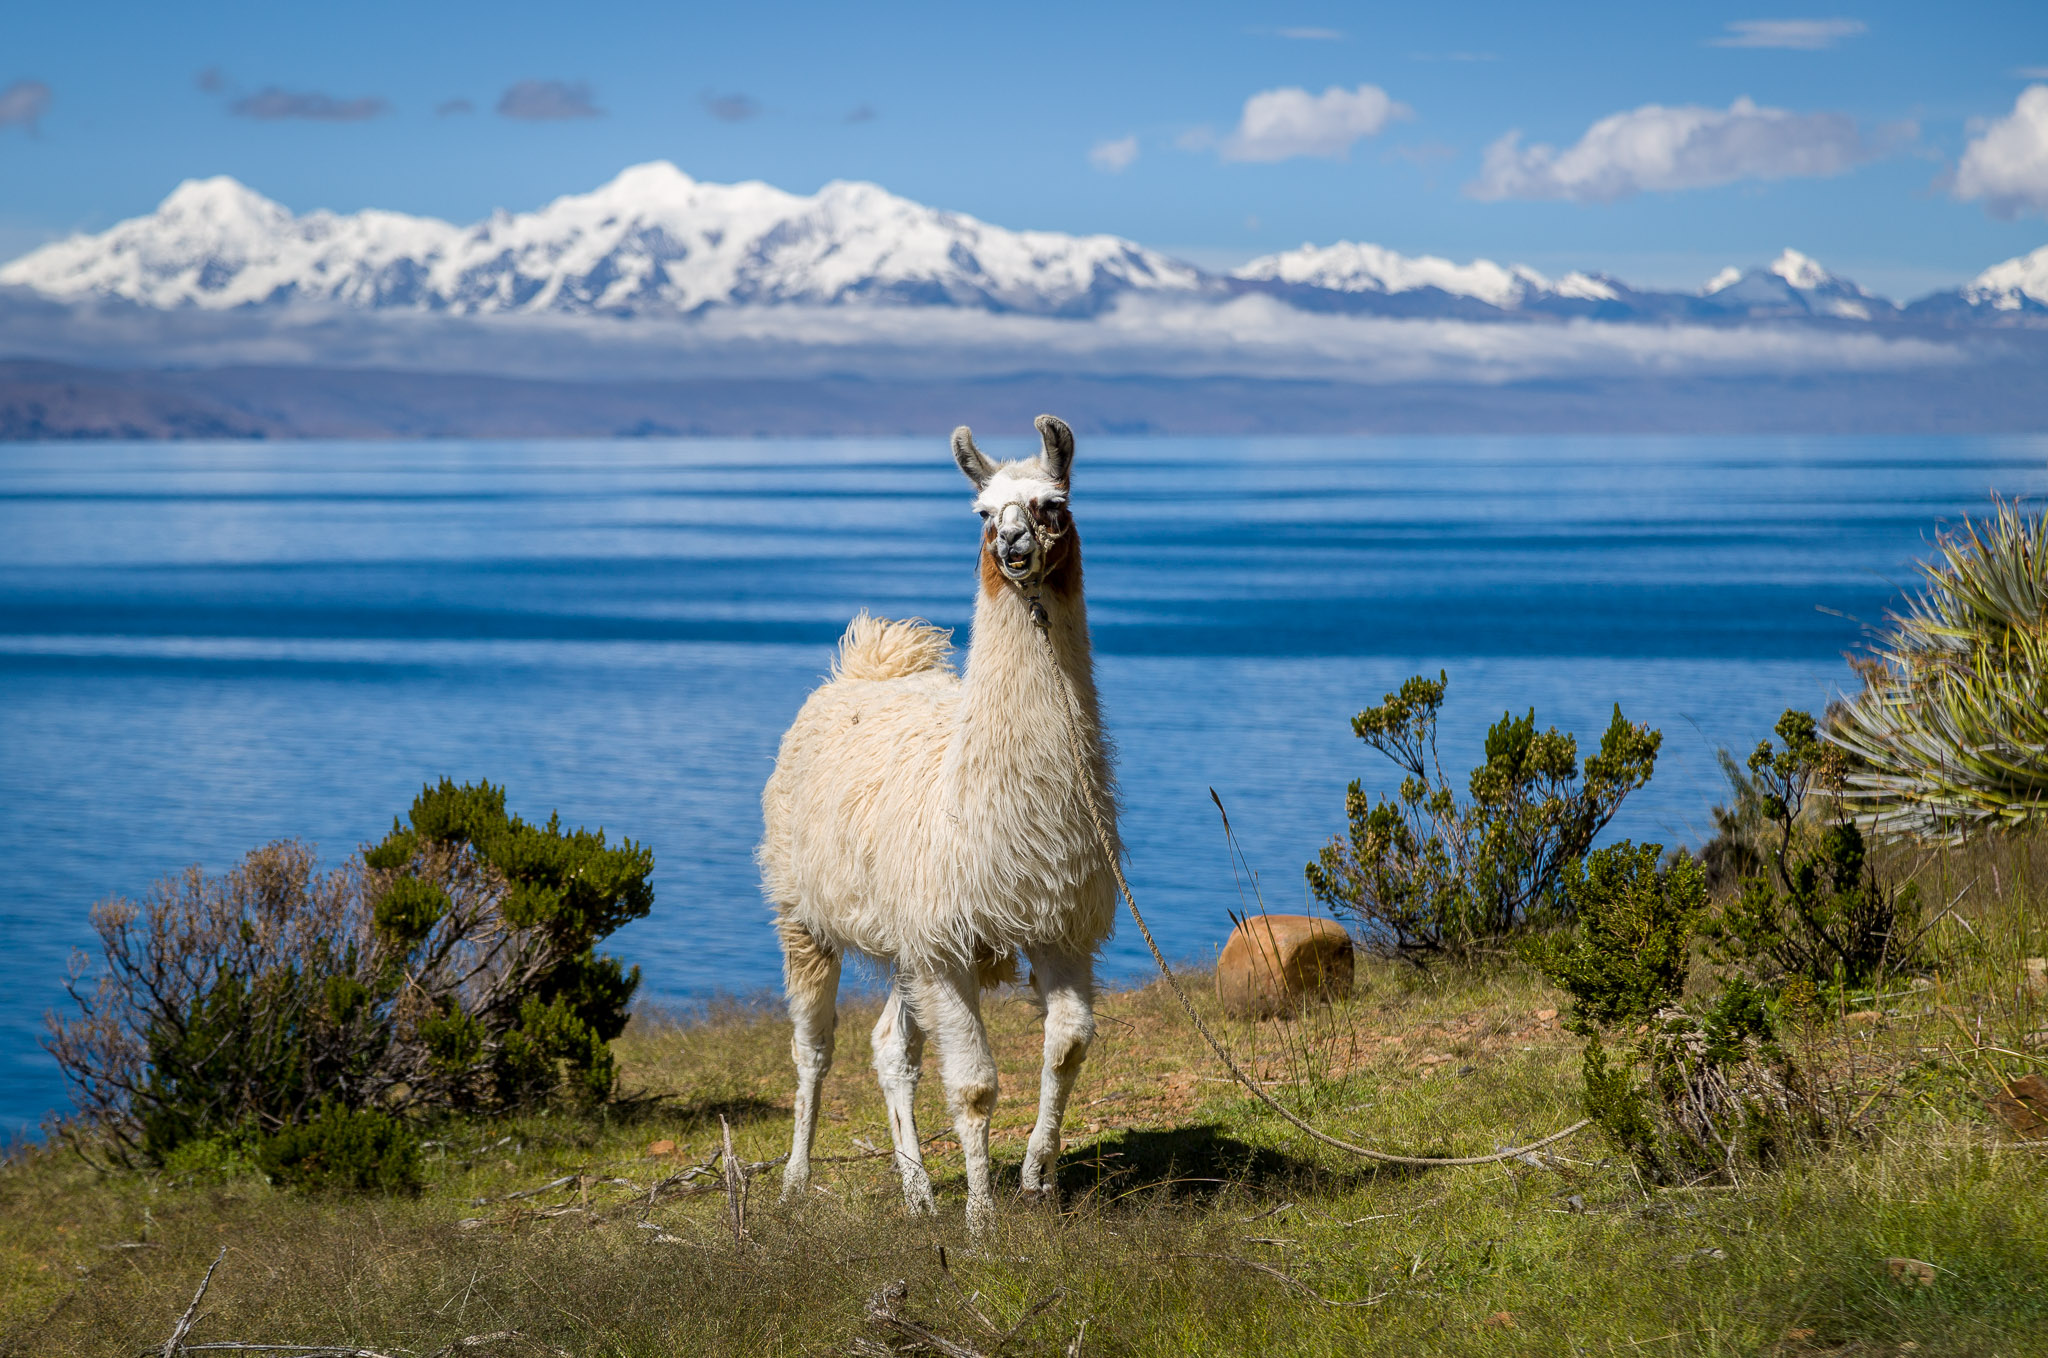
[1028,609,1592,1169]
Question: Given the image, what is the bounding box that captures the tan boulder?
[1215,915,1355,1018]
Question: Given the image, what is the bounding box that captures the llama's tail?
[832,611,954,681]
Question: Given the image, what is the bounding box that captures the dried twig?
[720,1115,744,1245]
[471,1174,578,1207]
[165,1347,402,1357]
[863,1281,986,1358]
[160,1246,227,1358]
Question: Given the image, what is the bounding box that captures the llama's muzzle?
[992,509,1039,581]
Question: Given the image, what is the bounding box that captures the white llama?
[759,414,1119,1230]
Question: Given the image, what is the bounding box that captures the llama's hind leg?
[777,915,840,1205]
[1020,947,1095,1201]
[907,966,999,1234]
[871,978,935,1215]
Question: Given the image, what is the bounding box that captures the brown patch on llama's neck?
[977,519,1084,603]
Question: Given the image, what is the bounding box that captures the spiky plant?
[1829,499,2048,839]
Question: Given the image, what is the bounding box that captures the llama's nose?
[995,525,1034,562]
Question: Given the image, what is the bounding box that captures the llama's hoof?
[1017,1184,1058,1206]
[965,1197,996,1237]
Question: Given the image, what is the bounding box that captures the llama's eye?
[976,509,990,520]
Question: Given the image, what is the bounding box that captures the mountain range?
[5,162,2044,327]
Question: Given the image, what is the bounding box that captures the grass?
[4,836,2048,1356]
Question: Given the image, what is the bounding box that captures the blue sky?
[3,1,2046,297]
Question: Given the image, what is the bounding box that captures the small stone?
[1483,1311,1516,1329]
[1985,1072,2048,1139]
[1215,915,1355,1019]
[1886,1257,1937,1287]
[1535,1008,1558,1023]
[646,1138,677,1157]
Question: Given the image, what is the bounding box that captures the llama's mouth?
[1000,551,1035,579]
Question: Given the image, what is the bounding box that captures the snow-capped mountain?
[1952,244,2048,314]
[2,164,2039,333]
[1233,239,1619,311]
[0,162,1206,318]
[1695,249,1894,320]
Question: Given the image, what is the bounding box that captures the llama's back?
[760,615,961,957]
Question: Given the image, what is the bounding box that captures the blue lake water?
[4,433,2045,1136]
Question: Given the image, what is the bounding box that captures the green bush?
[1529,840,1702,1033]
[1705,710,1919,995]
[256,1102,421,1195]
[1305,672,1660,959]
[1534,839,1834,1183]
[47,779,655,1174]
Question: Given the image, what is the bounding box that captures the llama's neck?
[947,551,1112,827]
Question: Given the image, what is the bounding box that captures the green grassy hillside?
[5,838,2046,1357]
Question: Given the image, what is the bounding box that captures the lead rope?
[1023,589,1591,1169]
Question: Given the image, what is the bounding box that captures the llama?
[759,414,1119,1230]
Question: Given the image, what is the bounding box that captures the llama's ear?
[952,426,995,489]
[1035,414,1075,487]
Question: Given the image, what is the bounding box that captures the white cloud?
[1468,96,1894,201]
[1220,84,1412,163]
[1710,19,1867,50]
[1089,135,1139,173]
[1954,85,2048,219]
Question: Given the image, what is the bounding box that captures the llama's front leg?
[778,921,841,1205]
[871,980,935,1215]
[1021,947,1095,1201]
[909,967,999,1234]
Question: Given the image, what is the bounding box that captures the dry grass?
[5,836,2048,1356]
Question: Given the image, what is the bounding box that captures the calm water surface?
[4,434,2044,1134]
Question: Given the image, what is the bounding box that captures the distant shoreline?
[9,356,2048,440]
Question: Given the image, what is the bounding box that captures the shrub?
[46,780,654,1169]
[1304,672,1660,960]
[1529,841,1702,1033]
[1704,710,1920,994]
[1532,841,1822,1183]
[1830,499,2048,838]
[256,1101,421,1195]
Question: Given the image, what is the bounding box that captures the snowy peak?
[0,162,1204,318]
[1956,243,2048,312]
[1699,248,1889,319]
[1769,248,1836,291]
[1232,239,1623,310]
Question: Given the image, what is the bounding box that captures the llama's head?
[951,414,1077,589]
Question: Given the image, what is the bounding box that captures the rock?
[1215,915,1355,1018]
[1985,1072,2048,1139]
